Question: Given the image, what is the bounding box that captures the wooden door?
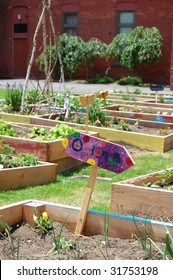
[13,38,27,77]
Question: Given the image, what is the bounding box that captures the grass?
[1,149,173,211]
[0,88,6,98]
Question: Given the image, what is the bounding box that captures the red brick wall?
[170,23,173,89]
[0,0,173,86]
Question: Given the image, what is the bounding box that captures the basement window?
[14,23,28,33]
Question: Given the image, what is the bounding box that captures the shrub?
[116,76,142,86]
[88,75,114,84]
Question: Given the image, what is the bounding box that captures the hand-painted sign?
[62,132,134,173]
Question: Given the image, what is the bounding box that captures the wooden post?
[98,91,108,106]
[155,91,158,103]
[75,165,98,235]
[79,93,95,134]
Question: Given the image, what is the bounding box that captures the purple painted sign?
[62,132,134,173]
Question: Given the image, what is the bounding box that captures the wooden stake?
[79,93,95,134]
[85,104,89,134]
[155,91,158,103]
[98,91,108,106]
[75,165,98,235]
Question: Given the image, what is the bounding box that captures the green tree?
[82,38,107,79]
[57,34,85,79]
[37,34,85,79]
[106,26,163,80]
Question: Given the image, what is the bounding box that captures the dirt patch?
[0,221,161,260]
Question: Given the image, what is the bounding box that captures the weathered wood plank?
[0,113,31,124]
[0,135,48,161]
[0,163,58,190]
[111,183,173,219]
[23,201,45,227]
[0,202,24,231]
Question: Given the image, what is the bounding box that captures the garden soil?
[0,221,162,260]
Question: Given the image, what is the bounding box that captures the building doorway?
[12,6,28,77]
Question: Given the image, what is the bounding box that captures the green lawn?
[1,149,173,211]
[0,88,6,98]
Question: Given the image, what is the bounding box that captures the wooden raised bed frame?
[0,162,58,190]
[111,167,173,220]
[1,112,173,152]
[0,115,99,172]
[103,104,173,123]
[1,199,173,242]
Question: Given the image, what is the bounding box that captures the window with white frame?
[117,11,135,34]
[62,12,78,36]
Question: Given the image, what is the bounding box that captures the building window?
[62,13,78,36]
[13,23,27,33]
[117,11,135,34]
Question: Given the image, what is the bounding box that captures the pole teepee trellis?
[21,0,68,115]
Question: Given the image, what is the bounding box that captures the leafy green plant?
[133,88,143,95]
[116,119,132,131]
[28,126,47,139]
[33,211,53,236]
[0,143,38,168]
[89,98,107,126]
[159,96,164,103]
[116,76,142,86]
[154,169,173,188]
[88,75,114,84]
[27,124,75,141]
[49,124,75,140]
[0,121,18,137]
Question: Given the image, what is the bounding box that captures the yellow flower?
[3,105,8,109]
[42,212,48,221]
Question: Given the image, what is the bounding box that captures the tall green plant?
[0,220,20,259]
[4,83,23,111]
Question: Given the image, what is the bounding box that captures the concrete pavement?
[0,78,172,95]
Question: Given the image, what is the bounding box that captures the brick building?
[0,0,173,88]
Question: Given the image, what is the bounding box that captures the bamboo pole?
[21,4,47,112]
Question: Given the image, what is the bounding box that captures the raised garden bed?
[0,161,58,190]
[104,103,173,120]
[0,120,99,172]
[1,112,173,152]
[109,99,173,110]
[1,199,173,246]
[111,167,173,221]
[34,118,173,153]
